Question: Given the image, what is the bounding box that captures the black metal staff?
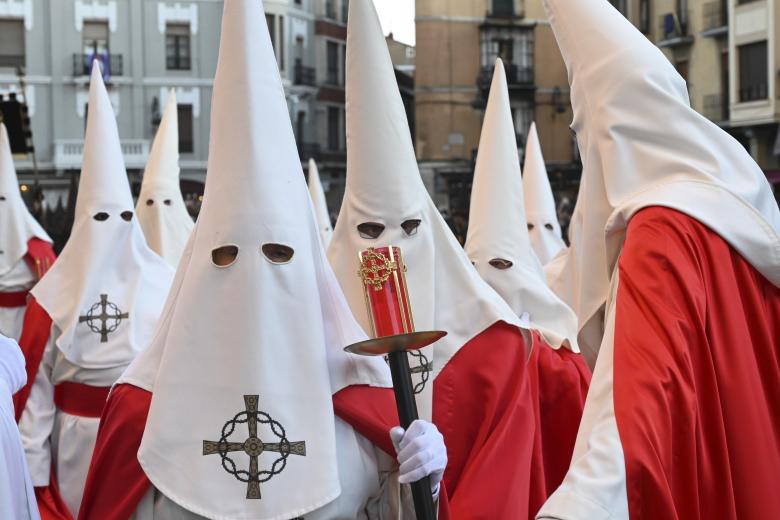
[345,246,445,520]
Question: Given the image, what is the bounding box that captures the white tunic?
[0,259,35,341]
[18,326,127,517]
[130,418,414,520]
[0,338,40,520]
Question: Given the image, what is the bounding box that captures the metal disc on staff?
[344,245,445,520]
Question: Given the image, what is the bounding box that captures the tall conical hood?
[465,61,578,352]
[31,63,174,369]
[307,158,333,247]
[522,122,565,264]
[542,0,780,363]
[329,0,522,420]
[136,90,194,266]
[0,123,51,276]
[130,2,390,518]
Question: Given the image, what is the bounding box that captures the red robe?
[24,237,57,281]
[12,297,74,520]
[433,322,590,519]
[80,384,451,520]
[614,207,780,519]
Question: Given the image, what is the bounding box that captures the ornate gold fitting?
[358,247,399,291]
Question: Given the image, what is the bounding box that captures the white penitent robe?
[0,260,36,341]
[0,339,39,520]
[19,329,127,517]
[129,418,410,520]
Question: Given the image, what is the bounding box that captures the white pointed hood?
[0,123,51,277]
[328,0,522,420]
[465,62,578,353]
[308,159,333,248]
[136,90,194,267]
[126,1,391,518]
[30,64,174,369]
[523,122,566,265]
[542,0,780,362]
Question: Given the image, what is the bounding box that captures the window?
[491,0,515,17]
[0,19,25,68]
[739,41,768,102]
[326,41,339,85]
[166,24,191,70]
[83,21,109,56]
[266,14,275,53]
[278,16,285,70]
[178,104,194,153]
[639,0,650,32]
[327,106,340,151]
[512,102,533,145]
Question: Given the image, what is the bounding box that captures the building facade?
[415,0,579,231]
[0,0,354,242]
[619,0,780,199]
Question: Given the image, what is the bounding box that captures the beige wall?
[415,0,575,165]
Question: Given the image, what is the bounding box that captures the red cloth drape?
[13,297,52,421]
[614,206,780,520]
[24,237,56,281]
[35,468,73,520]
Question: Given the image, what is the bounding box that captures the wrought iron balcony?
[739,83,768,103]
[73,53,123,77]
[702,1,728,37]
[657,12,694,47]
[487,0,518,18]
[294,63,316,86]
[298,142,321,161]
[477,63,534,92]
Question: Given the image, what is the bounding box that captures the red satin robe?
[614,207,780,519]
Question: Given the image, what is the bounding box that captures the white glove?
[390,420,447,495]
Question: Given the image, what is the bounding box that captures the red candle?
[358,246,415,338]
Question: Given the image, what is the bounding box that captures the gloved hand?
[390,420,447,495]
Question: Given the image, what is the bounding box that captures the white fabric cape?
[465,61,579,352]
[136,89,194,267]
[0,123,51,277]
[328,0,523,421]
[522,122,566,265]
[124,2,391,519]
[30,64,174,370]
[308,159,333,248]
[542,0,780,363]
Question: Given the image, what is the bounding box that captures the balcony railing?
[477,63,534,91]
[702,93,727,121]
[298,142,321,161]
[73,53,123,77]
[658,12,693,46]
[739,83,768,103]
[294,63,316,86]
[54,139,149,169]
[324,0,337,20]
[702,1,728,33]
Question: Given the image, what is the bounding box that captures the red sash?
[53,382,111,418]
[0,289,28,307]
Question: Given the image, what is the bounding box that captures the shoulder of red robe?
[24,237,57,281]
[14,296,53,421]
[332,385,452,520]
[78,383,153,520]
[615,205,780,520]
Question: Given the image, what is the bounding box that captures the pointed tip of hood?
[344,0,424,212]
[140,90,181,197]
[75,59,133,218]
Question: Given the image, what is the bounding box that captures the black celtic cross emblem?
[78,294,129,343]
[409,350,433,394]
[203,395,307,500]
[385,350,433,395]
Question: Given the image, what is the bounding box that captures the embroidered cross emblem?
[203,395,307,500]
[78,294,129,342]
